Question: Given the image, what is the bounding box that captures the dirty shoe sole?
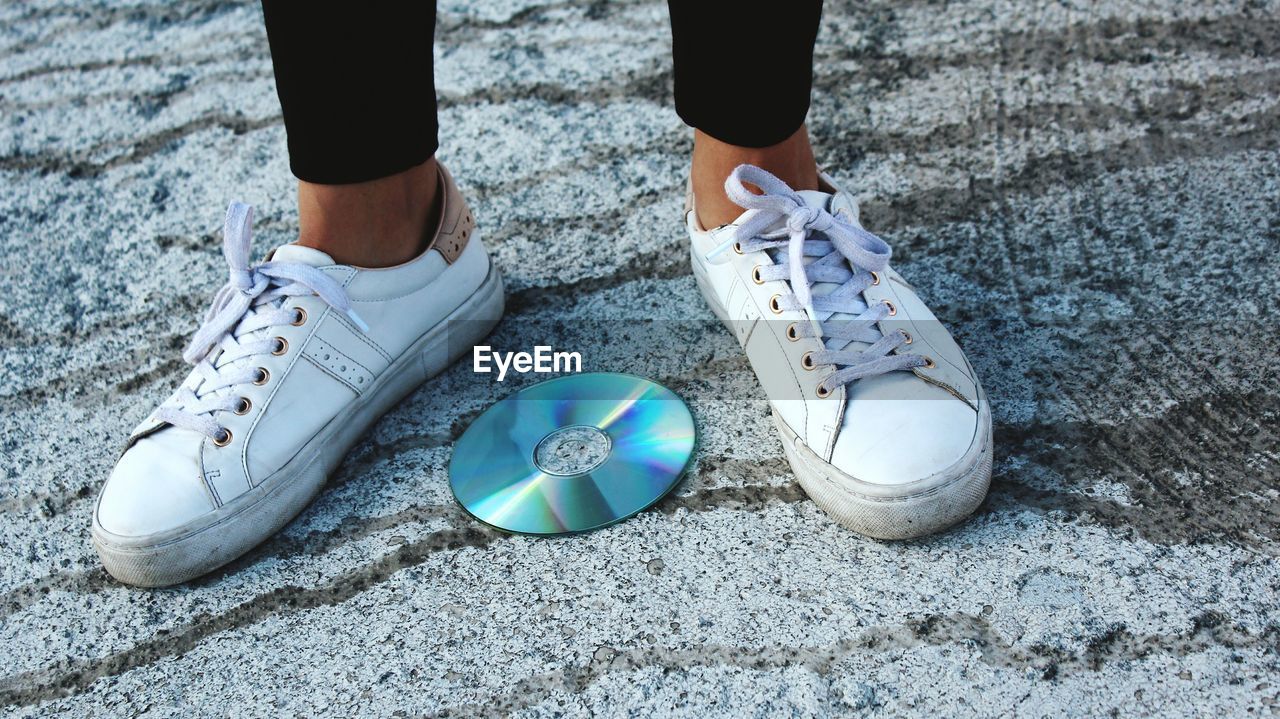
[773,407,992,539]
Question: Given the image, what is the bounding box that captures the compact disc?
[449,373,696,535]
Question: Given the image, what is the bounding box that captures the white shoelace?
[706,165,924,394]
[154,203,368,442]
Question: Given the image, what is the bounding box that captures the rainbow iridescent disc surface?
[449,373,696,535]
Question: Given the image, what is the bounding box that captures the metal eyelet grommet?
[801,351,817,370]
[272,337,288,356]
[291,307,307,326]
[870,271,881,286]
[253,367,270,385]
[815,384,832,398]
[769,294,783,314]
[733,242,744,255]
[902,331,913,344]
[234,397,252,415]
[786,323,799,342]
[752,266,765,285]
[884,300,897,317]
[922,356,936,369]
[213,428,233,447]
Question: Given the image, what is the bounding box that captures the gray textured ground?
[2,0,1279,716]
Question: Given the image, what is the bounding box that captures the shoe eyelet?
[234,397,252,415]
[253,367,270,385]
[291,307,307,326]
[902,331,912,345]
[883,300,897,317]
[869,271,880,286]
[752,265,765,285]
[815,384,832,398]
[801,351,817,371]
[212,428,233,447]
[271,337,288,356]
[922,356,936,369]
[769,294,783,314]
[733,242,744,255]
[786,323,799,342]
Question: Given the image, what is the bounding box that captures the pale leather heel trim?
[427,162,476,264]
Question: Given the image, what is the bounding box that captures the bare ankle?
[689,126,819,229]
[296,158,442,267]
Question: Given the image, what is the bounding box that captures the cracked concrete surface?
[1,0,1279,716]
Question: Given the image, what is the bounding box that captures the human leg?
[672,1,993,539]
[262,1,441,266]
[93,3,506,585]
[668,0,823,228]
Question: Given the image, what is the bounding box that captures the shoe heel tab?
[427,161,475,264]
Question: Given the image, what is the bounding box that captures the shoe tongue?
[270,243,335,267]
[796,190,832,211]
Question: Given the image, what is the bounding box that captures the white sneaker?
[688,165,992,539]
[93,163,504,586]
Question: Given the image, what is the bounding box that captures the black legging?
[262,2,823,185]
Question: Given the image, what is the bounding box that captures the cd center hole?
[558,440,588,459]
[534,425,612,476]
